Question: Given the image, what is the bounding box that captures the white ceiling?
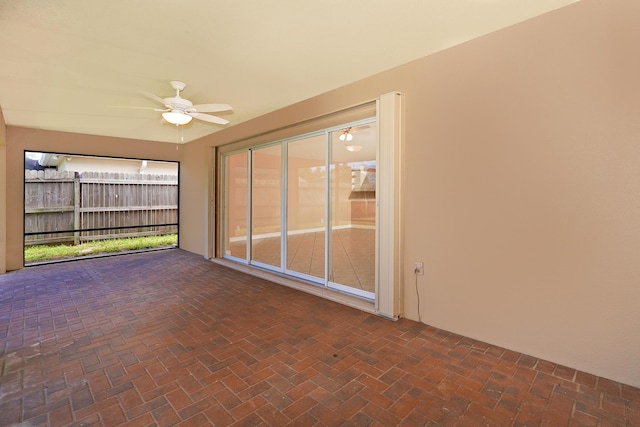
[0,0,578,144]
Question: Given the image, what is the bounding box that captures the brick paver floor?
[0,249,638,426]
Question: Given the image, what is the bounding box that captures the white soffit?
[0,0,580,143]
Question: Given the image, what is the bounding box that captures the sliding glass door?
[286,134,327,281]
[222,119,377,300]
[222,152,248,260]
[329,125,377,297]
[251,145,282,268]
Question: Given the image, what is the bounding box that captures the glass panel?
[286,135,327,281]
[223,152,248,260]
[330,123,377,294]
[251,145,282,268]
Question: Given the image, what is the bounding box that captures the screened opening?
[23,151,179,265]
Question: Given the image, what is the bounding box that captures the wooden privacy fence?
[25,170,178,246]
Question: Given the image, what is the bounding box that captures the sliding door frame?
[215,92,403,319]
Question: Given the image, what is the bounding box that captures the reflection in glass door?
[251,145,282,268]
[329,125,376,298]
[286,135,327,281]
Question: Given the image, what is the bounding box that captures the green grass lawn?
[25,234,178,263]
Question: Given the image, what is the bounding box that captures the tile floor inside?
[230,228,376,293]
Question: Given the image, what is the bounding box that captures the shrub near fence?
[25,170,178,246]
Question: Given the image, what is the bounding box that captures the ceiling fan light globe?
[162,111,193,125]
[345,145,362,152]
[339,130,353,141]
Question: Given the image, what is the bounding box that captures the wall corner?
[0,105,7,274]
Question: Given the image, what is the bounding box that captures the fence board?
[25,171,178,246]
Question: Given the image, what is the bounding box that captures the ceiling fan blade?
[141,91,169,106]
[189,112,229,125]
[190,103,233,113]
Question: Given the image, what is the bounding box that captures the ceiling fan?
[142,81,232,126]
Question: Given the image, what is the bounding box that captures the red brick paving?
[0,249,638,426]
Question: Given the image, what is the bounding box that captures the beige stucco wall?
[178,134,211,256]
[181,0,640,387]
[4,127,182,271]
[0,106,6,273]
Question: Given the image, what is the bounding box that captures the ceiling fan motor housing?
[164,97,193,111]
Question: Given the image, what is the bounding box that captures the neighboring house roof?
[24,157,48,171]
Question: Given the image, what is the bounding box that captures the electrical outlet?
[414,261,424,275]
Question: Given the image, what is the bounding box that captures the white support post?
[376,92,403,320]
